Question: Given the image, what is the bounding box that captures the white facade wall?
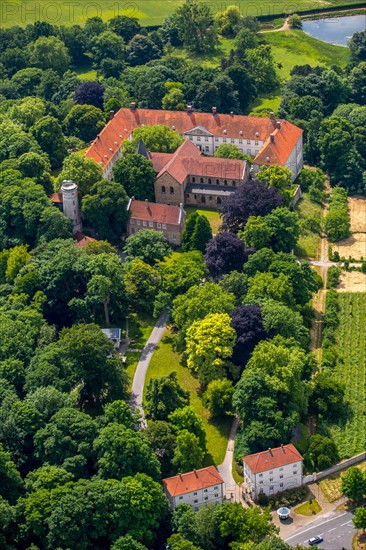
[168,483,224,512]
[244,461,303,499]
[285,134,303,180]
[184,133,263,157]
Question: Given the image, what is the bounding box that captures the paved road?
[217,416,242,502]
[130,311,169,428]
[284,510,355,549]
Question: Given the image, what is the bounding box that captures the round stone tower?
[61,180,82,234]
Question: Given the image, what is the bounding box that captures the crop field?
[322,293,366,459]
[0,0,361,27]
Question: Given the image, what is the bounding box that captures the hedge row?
[324,187,350,242]
[322,290,340,369]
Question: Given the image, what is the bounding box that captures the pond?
[302,14,366,46]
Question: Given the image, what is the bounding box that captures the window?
[247,149,251,154]
[214,486,218,490]
[194,507,198,512]
[192,176,196,183]
[189,136,193,140]
[269,478,273,482]
[162,223,166,229]
[201,196,206,203]
[269,471,273,474]
[280,483,284,488]
[239,139,243,144]
[142,221,147,227]
[232,181,236,186]
[224,179,227,186]
[173,234,176,241]
[204,497,208,501]
[270,486,274,490]
[216,179,219,185]
[161,185,166,193]
[194,194,197,199]
[194,499,198,503]
[215,137,219,142]
[179,496,183,500]
[170,186,174,194]
[259,473,263,478]
[149,222,154,227]
[197,137,201,142]
[208,178,211,184]
[157,223,161,228]
[293,471,297,474]
[203,489,208,493]
[193,492,197,496]
[215,493,218,498]
[209,196,212,201]
[200,177,204,183]
[130,219,135,224]
[255,140,259,145]
[279,468,283,472]
[137,220,141,226]
[247,139,250,144]
[217,197,221,205]
[231,139,235,143]
[205,137,209,142]
[280,475,283,479]
[259,481,263,485]
[223,138,227,143]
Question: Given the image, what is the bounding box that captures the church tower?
[61,180,82,234]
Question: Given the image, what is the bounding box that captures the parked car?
[308,535,323,545]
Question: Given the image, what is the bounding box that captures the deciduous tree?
[145,372,190,421]
[113,153,156,201]
[124,229,171,265]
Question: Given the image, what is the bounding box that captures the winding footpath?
[217,416,243,503]
[129,311,169,428]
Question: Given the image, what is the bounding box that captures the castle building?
[86,105,303,182]
[50,180,82,235]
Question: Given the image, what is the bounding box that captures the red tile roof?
[150,152,174,173]
[163,466,224,497]
[50,191,63,203]
[74,232,97,247]
[85,108,302,170]
[128,200,184,225]
[243,444,303,474]
[254,122,302,166]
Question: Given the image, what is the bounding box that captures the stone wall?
[303,451,366,484]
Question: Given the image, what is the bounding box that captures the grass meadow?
[321,293,366,459]
[294,193,322,259]
[144,329,232,465]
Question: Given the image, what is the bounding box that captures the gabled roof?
[74,232,97,248]
[243,444,303,475]
[50,191,63,203]
[163,466,224,497]
[85,108,302,170]
[253,122,302,166]
[135,138,149,158]
[128,199,184,226]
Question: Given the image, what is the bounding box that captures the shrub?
[324,187,350,242]
[327,266,342,289]
[288,14,302,29]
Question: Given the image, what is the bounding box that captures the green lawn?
[125,351,140,391]
[2,0,361,27]
[294,193,322,259]
[319,461,366,503]
[144,330,232,465]
[295,499,322,516]
[321,293,366,458]
[185,206,223,234]
[263,30,350,81]
[128,313,155,349]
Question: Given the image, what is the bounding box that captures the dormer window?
[200,177,204,183]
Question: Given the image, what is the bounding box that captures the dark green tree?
[124,230,171,265]
[146,371,190,421]
[113,154,156,201]
[31,115,66,168]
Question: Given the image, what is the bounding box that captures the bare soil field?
[337,271,366,292]
[348,197,366,232]
[334,233,366,260]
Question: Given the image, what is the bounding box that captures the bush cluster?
[327,266,342,289]
[324,187,350,242]
[257,485,310,509]
[322,290,340,369]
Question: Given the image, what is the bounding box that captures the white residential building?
[163,466,224,512]
[243,444,303,500]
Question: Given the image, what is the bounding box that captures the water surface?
[302,14,366,46]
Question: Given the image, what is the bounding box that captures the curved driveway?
[130,311,169,428]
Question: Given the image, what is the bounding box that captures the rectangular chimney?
[276,121,282,129]
[212,106,217,115]
[187,104,193,113]
[145,199,149,208]
[130,102,136,111]
[109,110,115,120]
[270,133,275,143]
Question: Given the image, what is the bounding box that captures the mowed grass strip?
[144,329,232,465]
[295,499,322,515]
[319,461,366,502]
[1,0,362,27]
[323,293,366,458]
[185,206,223,234]
[294,193,322,259]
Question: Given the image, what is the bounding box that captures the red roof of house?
[74,232,97,247]
[50,191,63,203]
[163,466,224,497]
[128,200,184,225]
[243,444,303,474]
[150,152,175,173]
[85,108,302,170]
[254,121,302,166]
